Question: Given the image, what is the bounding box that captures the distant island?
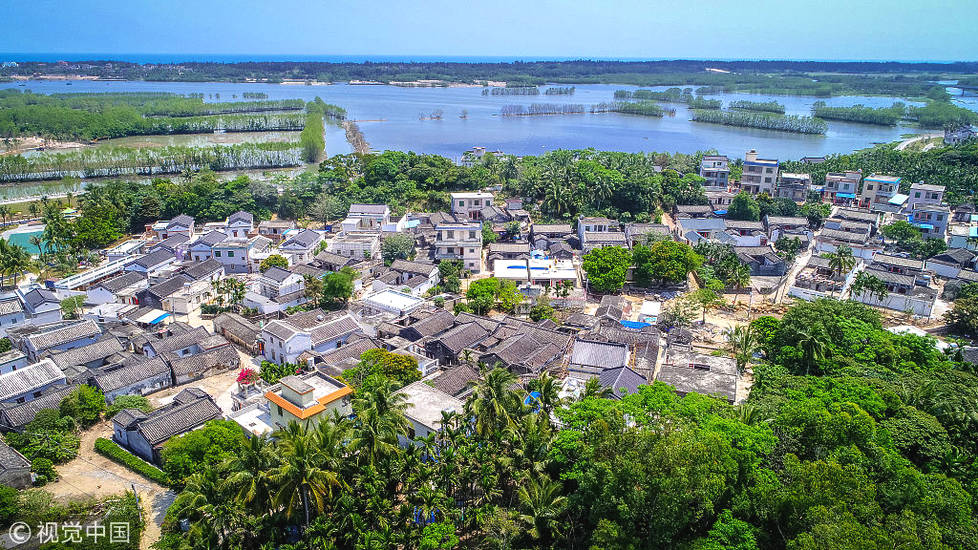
[3,58,978,99]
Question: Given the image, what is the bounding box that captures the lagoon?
[2,79,973,168]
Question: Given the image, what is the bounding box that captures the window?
[277,404,283,416]
[457,200,464,207]
[469,248,475,253]
[215,251,222,257]
[468,231,476,240]
[447,230,455,238]
[473,199,481,206]
[914,192,921,198]
[228,251,234,257]
[867,185,873,191]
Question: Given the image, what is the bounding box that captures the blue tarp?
[149,313,171,325]
[836,192,856,199]
[915,223,935,230]
[620,320,652,329]
[714,210,727,215]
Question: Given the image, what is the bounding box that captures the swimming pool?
[3,229,49,253]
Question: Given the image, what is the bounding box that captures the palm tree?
[0,205,10,226]
[271,421,344,527]
[726,261,752,311]
[724,325,757,374]
[542,181,570,218]
[466,366,520,440]
[824,244,856,280]
[29,235,44,261]
[222,433,277,515]
[526,372,562,416]
[517,473,568,541]
[28,202,39,220]
[350,378,410,466]
[582,377,613,399]
[796,327,830,376]
[736,403,772,426]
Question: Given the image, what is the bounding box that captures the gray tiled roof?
[134,395,222,446]
[26,320,101,352]
[227,211,254,225]
[819,228,871,245]
[569,339,629,370]
[532,224,572,235]
[0,385,77,429]
[432,364,481,397]
[181,259,223,280]
[132,248,174,269]
[403,309,456,339]
[97,271,146,293]
[147,274,193,299]
[864,267,915,287]
[145,326,210,355]
[390,259,437,276]
[0,298,23,316]
[112,409,148,428]
[94,356,171,392]
[0,360,66,401]
[282,229,322,249]
[431,322,490,354]
[310,315,361,346]
[49,338,125,369]
[213,313,260,343]
[166,344,239,377]
[262,266,294,283]
[263,320,300,341]
[193,231,228,248]
[167,214,194,229]
[599,366,647,399]
[154,234,190,251]
[0,438,30,471]
[873,254,923,270]
[349,203,389,215]
[22,288,58,310]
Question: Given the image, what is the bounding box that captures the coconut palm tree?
[466,366,520,440]
[350,378,410,466]
[29,235,44,261]
[222,433,277,515]
[796,327,830,376]
[724,325,758,374]
[582,376,613,399]
[824,244,856,280]
[271,421,344,527]
[0,205,10,226]
[517,473,568,541]
[726,261,752,311]
[28,202,39,220]
[525,372,562,416]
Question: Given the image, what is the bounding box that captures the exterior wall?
[0,466,32,490]
[212,245,252,274]
[102,373,172,403]
[852,290,935,317]
[0,353,28,375]
[30,307,63,326]
[267,396,352,429]
[86,287,118,306]
[435,224,483,272]
[0,312,26,337]
[125,431,157,463]
[924,260,961,279]
[2,379,68,404]
[263,332,312,365]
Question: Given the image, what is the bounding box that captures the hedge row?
[94,438,171,486]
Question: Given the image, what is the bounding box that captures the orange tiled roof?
[264,385,353,420]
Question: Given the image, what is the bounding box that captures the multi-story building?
[450,192,494,220]
[327,232,381,260]
[775,173,812,202]
[741,150,779,195]
[257,220,296,243]
[188,231,272,274]
[858,174,901,208]
[823,170,862,205]
[344,204,392,231]
[279,229,324,263]
[908,203,950,239]
[435,221,482,272]
[907,182,945,211]
[224,211,254,239]
[699,155,730,189]
[264,373,353,430]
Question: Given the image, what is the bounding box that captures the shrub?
[59,385,106,428]
[94,438,171,486]
[31,458,56,484]
[0,484,18,525]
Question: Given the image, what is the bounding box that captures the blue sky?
[1,0,974,61]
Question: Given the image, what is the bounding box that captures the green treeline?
[483,86,540,96]
[0,142,303,182]
[691,109,827,134]
[812,101,906,125]
[610,100,668,116]
[728,99,786,113]
[544,86,575,95]
[0,90,345,140]
[906,101,978,129]
[141,98,305,116]
[300,102,326,163]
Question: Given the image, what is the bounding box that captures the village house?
[113,387,222,463]
[926,248,977,279]
[224,211,254,239]
[907,182,945,211]
[18,288,62,325]
[763,215,810,241]
[261,309,364,365]
[152,214,195,240]
[22,320,101,361]
[0,439,32,489]
[657,349,738,403]
[852,262,938,317]
[86,271,148,306]
[705,190,735,214]
[435,220,483,272]
[280,229,325,263]
[395,381,464,444]
[858,174,901,208]
[814,227,883,260]
[740,150,779,195]
[907,203,950,239]
[328,232,381,261]
[0,359,67,404]
[775,173,812,202]
[0,385,76,431]
[823,170,862,205]
[125,248,177,277]
[673,204,714,219]
[0,350,27,375]
[0,298,25,337]
[699,154,730,189]
[93,355,173,403]
[258,219,296,242]
[450,192,494,220]
[262,373,353,430]
[624,223,671,248]
[789,255,855,301]
[343,204,392,231]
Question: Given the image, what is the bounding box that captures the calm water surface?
[3,80,963,160]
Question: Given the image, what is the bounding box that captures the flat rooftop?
[396,381,464,431]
